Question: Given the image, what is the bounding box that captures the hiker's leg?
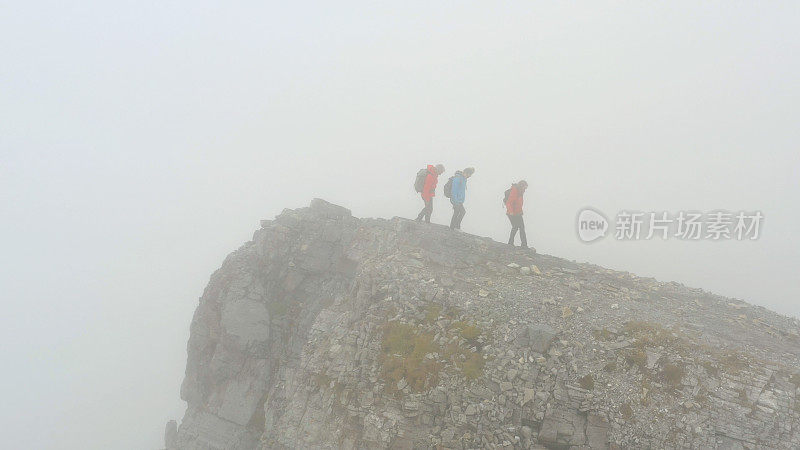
[519,216,528,248]
[455,204,465,229]
[508,214,518,245]
[450,202,464,229]
[424,199,433,223]
[416,196,427,221]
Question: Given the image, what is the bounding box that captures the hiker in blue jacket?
[449,167,474,230]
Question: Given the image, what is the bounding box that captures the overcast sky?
[2,2,799,449]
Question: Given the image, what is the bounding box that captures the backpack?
[503,187,512,206]
[414,169,428,192]
[443,176,454,198]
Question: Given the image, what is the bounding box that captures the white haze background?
[2,2,799,449]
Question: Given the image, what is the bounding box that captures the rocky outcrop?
[168,199,800,449]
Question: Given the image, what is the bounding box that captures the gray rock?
[586,414,609,449]
[538,408,586,447]
[526,324,557,353]
[309,198,351,218]
[522,388,535,405]
[506,369,518,381]
[164,420,177,450]
[646,349,662,369]
[166,199,800,450]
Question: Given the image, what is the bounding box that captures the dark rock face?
[169,199,800,449]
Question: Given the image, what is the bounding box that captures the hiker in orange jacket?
[505,180,529,248]
[415,164,445,223]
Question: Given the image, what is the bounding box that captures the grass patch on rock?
[593,328,615,341]
[424,303,442,324]
[443,343,486,382]
[451,321,482,342]
[660,363,685,387]
[622,321,684,349]
[625,348,647,371]
[461,352,485,380]
[718,352,748,374]
[380,321,442,393]
[694,388,710,408]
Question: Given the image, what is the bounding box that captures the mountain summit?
[165,199,800,449]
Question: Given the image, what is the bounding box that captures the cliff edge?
[166,199,800,449]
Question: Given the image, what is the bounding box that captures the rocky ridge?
[167,199,800,449]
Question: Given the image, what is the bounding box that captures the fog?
[2,1,799,449]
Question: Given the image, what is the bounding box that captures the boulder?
[526,324,557,353]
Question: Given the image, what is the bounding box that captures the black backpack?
[414,169,428,192]
[443,176,454,198]
[503,187,512,206]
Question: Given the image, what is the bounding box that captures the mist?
[2,1,798,449]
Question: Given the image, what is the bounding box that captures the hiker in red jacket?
[415,164,445,223]
[505,180,529,248]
